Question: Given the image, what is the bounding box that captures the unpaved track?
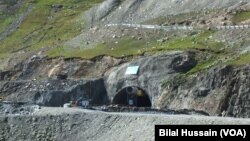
[2,107,248,141]
[105,23,250,31]
[35,107,250,124]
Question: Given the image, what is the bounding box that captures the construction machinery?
[0,97,4,102]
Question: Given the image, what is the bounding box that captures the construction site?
[1,0,250,140]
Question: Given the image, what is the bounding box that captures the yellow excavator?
[0,97,4,102]
[136,89,144,97]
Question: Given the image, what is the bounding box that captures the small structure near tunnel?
[125,66,139,75]
[112,86,151,107]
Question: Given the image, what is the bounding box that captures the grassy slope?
[48,37,150,58]
[232,11,250,23]
[0,15,15,34]
[0,1,23,33]
[0,0,103,58]
[1,1,250,68]
[228,53,250,66]
[227,10,250,66]
[48,30,224,58]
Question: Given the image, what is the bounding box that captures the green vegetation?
[228,53,250,66]
[161,59,217,87]
[0,0,104,57]
[187,59,216,74]
[48,30,224,59]
[0,16,15,34]
[232,11,250,23]
[158,31,223,51]
[4,1,248,68]
[48,38,151,58]
[0,0,30,34]
[144,16,168,25]
[161,51,250,89]
[0,1,226,61]
[144,12,198,25]
[0,53,8,60]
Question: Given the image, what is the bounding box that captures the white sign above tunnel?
[125,66,139,75]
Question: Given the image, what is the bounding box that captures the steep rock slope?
[159,65,250,118]
[0,78,108,106]
[85,0,250,25]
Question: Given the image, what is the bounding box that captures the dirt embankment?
[1,107,250,141]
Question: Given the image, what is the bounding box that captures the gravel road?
[35,107,250,124]
[1,107,250,141]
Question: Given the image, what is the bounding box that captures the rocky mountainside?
[2,0,250,140]
[1,0,250,119]
[86,0,248,25]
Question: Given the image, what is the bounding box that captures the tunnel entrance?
[112,86,151,107]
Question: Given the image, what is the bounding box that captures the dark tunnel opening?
[112,86,151,107]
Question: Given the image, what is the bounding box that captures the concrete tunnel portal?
[112,86,152,107]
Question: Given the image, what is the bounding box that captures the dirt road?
[1,107,249,141]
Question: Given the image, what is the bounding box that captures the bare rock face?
[85,0,248,25]
[223,66,250,118]
[159,65,250,118]
[85,0,122,26]
[0,78,109,107]
[0,56,123,81]
[0,50,250,118]
[104,51,197,106]
[104,50,250,118]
